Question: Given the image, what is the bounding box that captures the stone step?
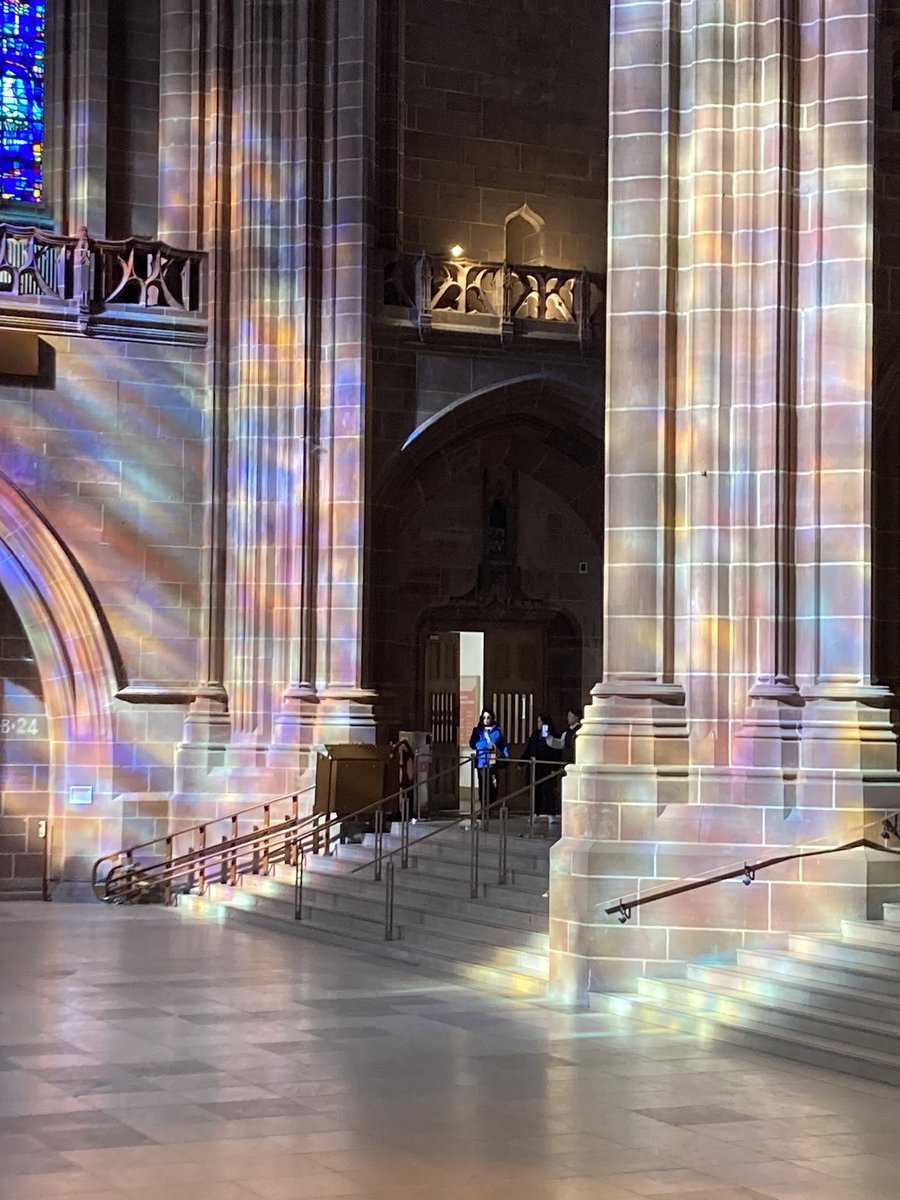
[736,946,900,994]
[267,862,548,930]
[840,918,900,950]
[639,976,897,1057]
[286,859,550,915]
[178,890,548,996]
[236,873,550,953]
[689,961,900,1026]
[326,843,548,893]
[789,931,900,975]
[595,991,900,1088]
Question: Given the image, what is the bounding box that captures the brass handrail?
[604,810,900,923]
[94,756,471,904]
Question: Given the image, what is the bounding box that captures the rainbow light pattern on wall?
[0,0,44,203]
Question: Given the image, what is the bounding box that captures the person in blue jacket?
[468,708,510,811]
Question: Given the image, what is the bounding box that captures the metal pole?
[230,815,238,884]
[261,805,271,875]
[498,803,508,885]
[401,793,410,869]
[220,836,228,884]
[482,764,491,832]
[529,757,536,830]
[470,797,480,899]
[374,807,384,882]
[39,820,50,902]
[294,846,304,920]
[384,860,395,940]
[469,754,475,816]
[164,837,173,906]
[198,826,207,896]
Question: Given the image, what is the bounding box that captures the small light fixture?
[616,901,632,924]
[741,865,755,886]
[449,243,464,258]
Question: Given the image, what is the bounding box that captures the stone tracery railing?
[384,252,604,350]
[0,224,204,313]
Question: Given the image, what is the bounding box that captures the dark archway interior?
[369,382,603,737]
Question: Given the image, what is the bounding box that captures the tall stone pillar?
[550,0,900,1003]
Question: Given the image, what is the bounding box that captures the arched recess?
[0,471,121,878]
[370,376,603,732]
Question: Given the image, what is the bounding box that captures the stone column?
[309,0,379,743]
[65,0,108,234]
[550,0,898,1004]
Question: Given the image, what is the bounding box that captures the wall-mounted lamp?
[449,244,464,258]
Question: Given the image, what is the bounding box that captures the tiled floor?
[1,905,899,1200]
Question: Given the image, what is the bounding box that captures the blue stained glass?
[0,0,44,203]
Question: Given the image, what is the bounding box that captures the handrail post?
[400,793,410,869]
[481,766,491,832]
[219,836,228,884]
[529,757,536,830]
[164,838,173,906]
[294,845,304,920]
[230,815,238,884]
[470,799,480,899]
[186,846,195,894]
[261,805,271,875]
[384,860,395,940]
[251,827,260,874]
[198,826,207,896]
[374,806,384,882]
[498,803,508,885]
[469,754,475,817]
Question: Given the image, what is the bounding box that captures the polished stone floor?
[1,905,898,1200]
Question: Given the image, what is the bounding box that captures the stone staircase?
[178,820,552,996]
[598,903,900,1085]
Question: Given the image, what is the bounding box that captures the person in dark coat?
[523,712,561,820]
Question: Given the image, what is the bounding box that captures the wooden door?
[423,631,459,807]
[484,627,545,754]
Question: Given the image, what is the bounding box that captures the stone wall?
[401,0,608,268]
[106,0,161,238]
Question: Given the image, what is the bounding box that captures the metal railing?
[604,810,900,924]
[352,763,568,940]
[91,756,472,906]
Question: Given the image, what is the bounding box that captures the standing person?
[468,708,510,812]
[548,705,583,763]
[390,734,415,821]
[523,713,561,821]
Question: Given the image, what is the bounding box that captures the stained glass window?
[0,1,44,203]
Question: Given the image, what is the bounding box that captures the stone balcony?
[383,252,605,353]
[0,223,206,345]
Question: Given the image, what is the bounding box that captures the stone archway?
[370,376,603,736]
[0,471,121,881]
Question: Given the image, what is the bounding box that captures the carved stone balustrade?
[383,252,604,352]
[0,224,206,344]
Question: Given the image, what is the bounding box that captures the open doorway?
[423,624,551,811]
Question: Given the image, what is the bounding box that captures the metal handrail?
[94,755,471,904]
[604,810,900,923]
[350,768,564,916]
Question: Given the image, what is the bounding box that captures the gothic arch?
[0,472,119,861]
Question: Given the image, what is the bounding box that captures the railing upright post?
[401,794,410,869]
[198,825,207,896]
[164,837,173,906]
[498,804,508,885]
[230,815,238,884]
[384,860,395,941]
[470,800,480,899]
[220,836,228,884]
[40,821,51,902]
[529,757,537,830]
[300,844,309,916]
[374,807,384,882]
[251,827,260,874]
[469,754,475,817]
[261,805,271,875]
[186,846,195,894]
